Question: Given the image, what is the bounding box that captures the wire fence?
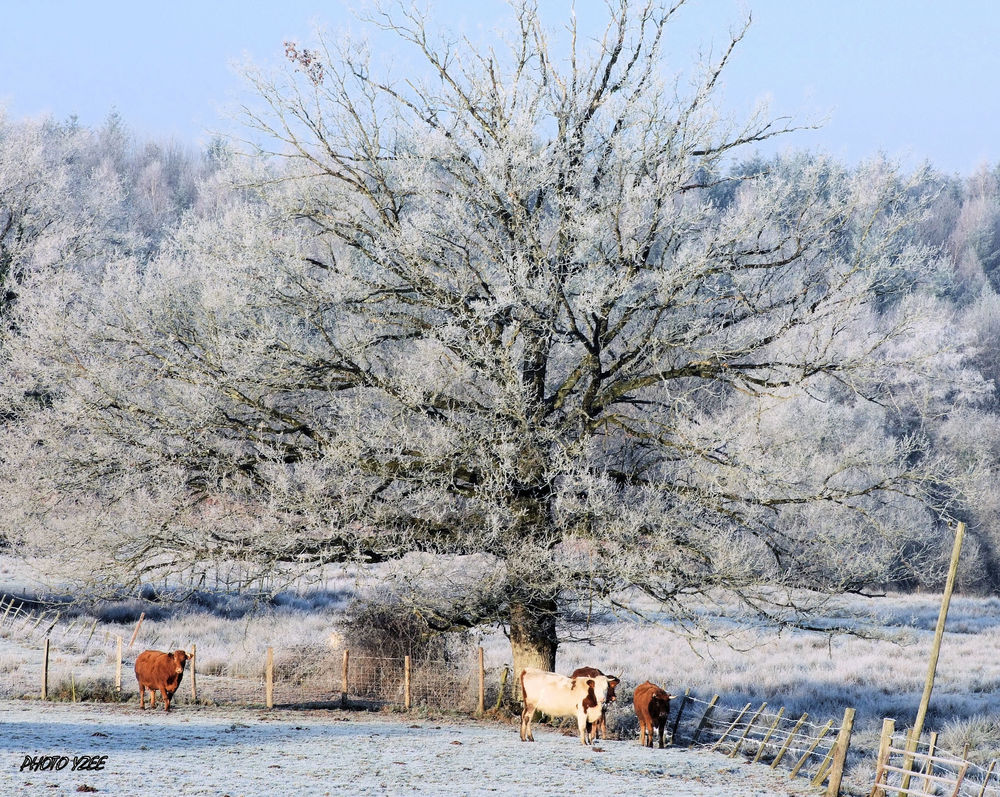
[670,691,848,789]
[871,718,1000,797]
[5,593,1000,797]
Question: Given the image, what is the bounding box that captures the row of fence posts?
[30,625,985,797]
[36,609,197,706]
[261,646,489,713]
[870,717,1000,797]
[677,688,855,797]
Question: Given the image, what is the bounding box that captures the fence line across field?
[8,593,1000,797]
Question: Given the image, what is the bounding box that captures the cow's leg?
[657,717,666,748]
[520,705,534,742]
[164,691,171,711]
[138,685,145,709]
[150,688,156,709]
[578,712,589,745]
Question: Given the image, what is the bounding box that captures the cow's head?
[171,650,190,674]
[606,677,620,703]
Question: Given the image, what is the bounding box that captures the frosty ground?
[3,700,820,797]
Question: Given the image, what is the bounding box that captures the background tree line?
[3,1,1000,671]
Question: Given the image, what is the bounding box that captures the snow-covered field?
[3,699,819,797]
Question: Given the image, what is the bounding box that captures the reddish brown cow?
[135,649,190,711]
[571,667,620,740]
[633,680,676,748]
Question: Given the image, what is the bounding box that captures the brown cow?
[571,667,620,740]
[135,649,190,711]
[633,680,676,748]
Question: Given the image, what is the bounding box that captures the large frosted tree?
[2,1,983,673]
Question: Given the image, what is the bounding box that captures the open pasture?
[3,556,1000,793]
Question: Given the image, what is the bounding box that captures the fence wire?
[7,594,1000,797]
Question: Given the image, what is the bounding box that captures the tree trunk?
[509,596,558,698]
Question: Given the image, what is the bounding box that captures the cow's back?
[134,650,163,684]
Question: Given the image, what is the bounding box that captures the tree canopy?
[0,1,992,672]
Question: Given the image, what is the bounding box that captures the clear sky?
[2,0,998,176]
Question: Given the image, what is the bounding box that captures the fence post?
[753,707,785,764]
[870,718,895,797]
[190,643,197,703]
[128,612,145,648]
[710,702,752,753]
[907,520,966,792]
[772,713,809,769]
[691,695,720,745]
[477,647,485,716]
[789,720,833,779]
[953,762,970,797]
[115,636,123,694]
[42,638,50,700]
[922,730,938,792]
[493,667,509,712]
[823,707,855,797]
[670,688,691,745]
[900,727,920,794]
[341,649,349,708]
[404,655,411,710]
[265,647,274,709]
[977,760,997,797]
[729,702,767,758]
[1,597,14,625]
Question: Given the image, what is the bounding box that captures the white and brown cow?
[571,666,620,741]
[519,667,611,745]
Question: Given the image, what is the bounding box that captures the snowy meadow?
[3,555,1000,795]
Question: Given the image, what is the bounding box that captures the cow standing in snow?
[519,667,612,745]
[135,649,191,711]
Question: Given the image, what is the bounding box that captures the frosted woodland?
[3,0,1000,727]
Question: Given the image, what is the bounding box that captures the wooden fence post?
[953,762,970,797]
[753,707,785,764]
[404,655,411,710]
[710,702,752,753]
[729,702,767,757]
[265,647,274,709]
[41,638,49,700]
[128,612,145,649]
[341,649,349,708]
[115,636,123,693]
[670,688,691,745]
[870,718,895,797]
[1,597,14,625]
[493,667,509,712]
[977,760,997,797]
[190,643,197,703]
[921,730,938,792]
[904,520,965,792]
[772,713,809,769]
[789,720,833,779]
[477,647,485,716]
[691,695,720,745]
[899,727,920,795]
[823,707,855,797]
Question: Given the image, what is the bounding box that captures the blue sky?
[2,0,998,175]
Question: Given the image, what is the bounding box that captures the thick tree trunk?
[509,596,558,698]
